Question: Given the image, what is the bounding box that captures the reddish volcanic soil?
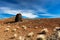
[0,17,60,40]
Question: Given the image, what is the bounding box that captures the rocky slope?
[0,17,60,40]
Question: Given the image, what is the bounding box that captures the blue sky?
[0,0,60,19]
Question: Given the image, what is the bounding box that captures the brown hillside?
[0,17,60,40]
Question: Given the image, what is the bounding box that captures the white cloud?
[0,7,38,18]
[33,5,57,17]
[22,13,38,18]
[33,5,60,18]
[37,8,60,18]
[50,15,60,18]
[39,13,55,16]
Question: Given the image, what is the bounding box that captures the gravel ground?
[0,18,60,40]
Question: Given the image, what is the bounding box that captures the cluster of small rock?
[47,27,60,40]
[2,24,60,40]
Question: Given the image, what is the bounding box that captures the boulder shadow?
[5,21,16,24]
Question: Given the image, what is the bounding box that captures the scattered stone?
[12,29,17,32]
[22,25,27,30]
[57,31,60,38]
[34,26,38,29]
[37,34,46,40]
[16,26,20,29]
[54,27,60,31]
[37,31,46,35]
[54,27,60,38]
[41,28,48,33]
[7,26,11,28]
[14,34,17,37]
[37,28,47,40]
[18,36,25,40]
[18,36,22,40]
[37,28,48,35]
[13,29,16,31]
[4,28,9,32]
[27,32,34,37]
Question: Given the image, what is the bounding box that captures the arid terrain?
[0,17,60,40]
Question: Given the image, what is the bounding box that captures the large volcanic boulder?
[15,13,22,22]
